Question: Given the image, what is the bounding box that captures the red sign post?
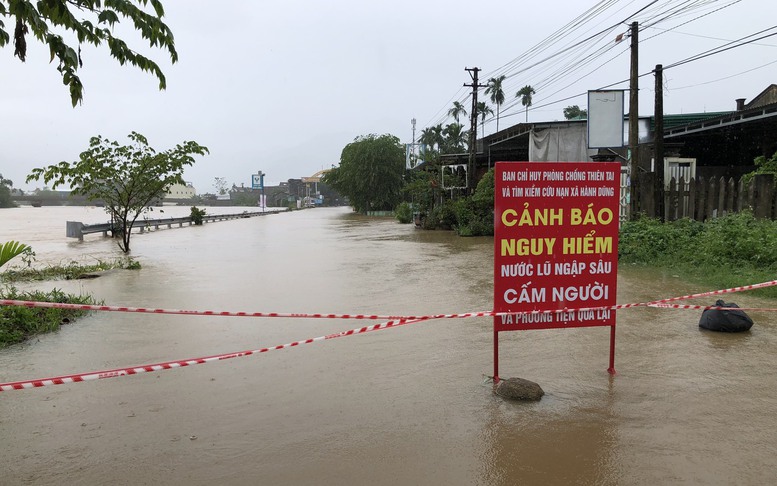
[493,161,620,380]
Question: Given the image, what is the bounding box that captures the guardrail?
[66,210,283,241]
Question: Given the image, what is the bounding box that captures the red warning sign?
[493,161,620,331]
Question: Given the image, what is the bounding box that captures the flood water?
[1,205,776,485]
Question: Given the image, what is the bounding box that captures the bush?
[394,201,413,224]
[190,206,206,225]
[618,211,777,296]
[426,199,458,230]
[454,168,495,236]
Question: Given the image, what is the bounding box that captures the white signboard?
[588,90,624,148]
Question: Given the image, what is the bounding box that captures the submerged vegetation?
[619,211,777,297]
[0,244,135,347]
[1,258,140,283]
[0,287,101,348]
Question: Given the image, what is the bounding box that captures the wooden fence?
[636,173,777,221]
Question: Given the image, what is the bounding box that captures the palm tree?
[431,124,445,152]
[476,101,494,138]
[485,75,506,132]
[516,85,536,122]
[442,123,469,154]
[447,101,468,123]
[419,127,436,151]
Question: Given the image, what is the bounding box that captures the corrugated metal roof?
[652,112,732,131]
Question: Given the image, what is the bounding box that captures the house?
[165,182,196,199]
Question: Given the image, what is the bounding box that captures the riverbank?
[618,211,777,298]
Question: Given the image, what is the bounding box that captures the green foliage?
[2,0,177,106]
[619,211,777,296]
[1,258,140,282]
[125,259,142,270]
[447,101,468,123]
[441,123,468,154]
[27,132,208,253]
[190,206,206,225]
[394,201,413,224]
[323,134,405,214]
[563,105,588,120]
[0,286,100,347]
[485,75,506,131]
[403,169,439,210]
[0,241,31,269]
[425,199,458,230]
[453,168,495,236]
[516,85,536,122]
[476,101,494,137]
[744,150,777,185]
[0,172,14,207]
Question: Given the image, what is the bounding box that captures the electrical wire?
[423,0,762,134]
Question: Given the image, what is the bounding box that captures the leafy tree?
[485,75,506,132]
[213,177,228,195]
[27,132,208,252]
[1,0,177,106]
[563,105,588,120]
[447,101,468,123]
[516,85,536,122]
[0,173,13,208]
[322,134,404,214]
[476,101,493,138]
[441,123,468,154]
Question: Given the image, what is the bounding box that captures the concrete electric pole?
[465,67,486,194]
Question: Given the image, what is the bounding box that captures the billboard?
[587,90,624,148]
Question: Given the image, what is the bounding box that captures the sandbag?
[699,299,753,332]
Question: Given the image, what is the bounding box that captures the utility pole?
[628,21,639,219]
[654,64,665,222]
[411,117,417,168]
[465,67,486,194]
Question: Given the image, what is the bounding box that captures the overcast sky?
[2,0,775,193]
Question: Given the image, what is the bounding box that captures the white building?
[165,182,196,199]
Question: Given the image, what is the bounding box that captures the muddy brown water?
[1,206,776,485]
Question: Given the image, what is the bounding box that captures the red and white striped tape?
[0,316,433,392]
[648,303,777,311]
[1,280,775,392]
[0,299,492,322]
[643,279,777,304]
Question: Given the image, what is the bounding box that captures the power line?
[668,59,777,90]
[663,26,777,69]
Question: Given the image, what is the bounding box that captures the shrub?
[394,201,413,224]
[190,206,207,225]
[618,211,777,296]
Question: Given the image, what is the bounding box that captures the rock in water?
[494,377,544,401]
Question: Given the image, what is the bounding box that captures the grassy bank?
[619,211,777,298]
[0,287,100,348]
[0,259,135,347]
